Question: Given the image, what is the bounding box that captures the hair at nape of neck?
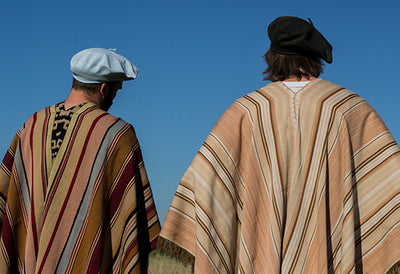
[262,49,324,82]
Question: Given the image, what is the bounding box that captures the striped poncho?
[159,79,400,273]
[0,102,160,273]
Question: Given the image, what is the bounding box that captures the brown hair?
[72,78,102,94]
[72,78,120,94]
[263,49,324,82]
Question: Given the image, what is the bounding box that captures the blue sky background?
[1,0,399,223]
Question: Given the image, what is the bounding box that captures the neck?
[64,88,94,110]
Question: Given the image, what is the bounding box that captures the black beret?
[268,16,333,63]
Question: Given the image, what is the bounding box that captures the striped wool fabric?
[159,79,400,273]
[0,102,160,273]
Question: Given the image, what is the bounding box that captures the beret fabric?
[268,16,333,63]
[70,48,139,83]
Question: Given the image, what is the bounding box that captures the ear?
[99,83,108,97]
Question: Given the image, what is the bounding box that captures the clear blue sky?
[1,0,399,223]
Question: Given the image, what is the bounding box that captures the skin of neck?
[64,88,102,110]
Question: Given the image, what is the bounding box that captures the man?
[0,48,160,273]
[158,17,400,273]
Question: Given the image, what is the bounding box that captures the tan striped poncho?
[159,79,400,273]
[0,102,160,273]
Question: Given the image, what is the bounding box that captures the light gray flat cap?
[70,48,139,83]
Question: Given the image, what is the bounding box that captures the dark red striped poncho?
[0,102,160,273]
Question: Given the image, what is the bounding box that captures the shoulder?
[212,86,273,131]
[19,104,55,134]
[313,79,361,99]
[88,110,138,143]
[230,83,282,120]
[316,80,372,115]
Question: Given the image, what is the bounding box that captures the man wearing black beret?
[159,16,400,273]
[0,48,160,273]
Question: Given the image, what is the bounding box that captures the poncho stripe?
[0,102,160,273]
[159,79,400,273]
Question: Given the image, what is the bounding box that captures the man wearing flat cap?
[0,48,160,273]
[159,17,400,273]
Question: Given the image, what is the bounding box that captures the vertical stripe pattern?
[159,79,400,273]
[0,102,160,273]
